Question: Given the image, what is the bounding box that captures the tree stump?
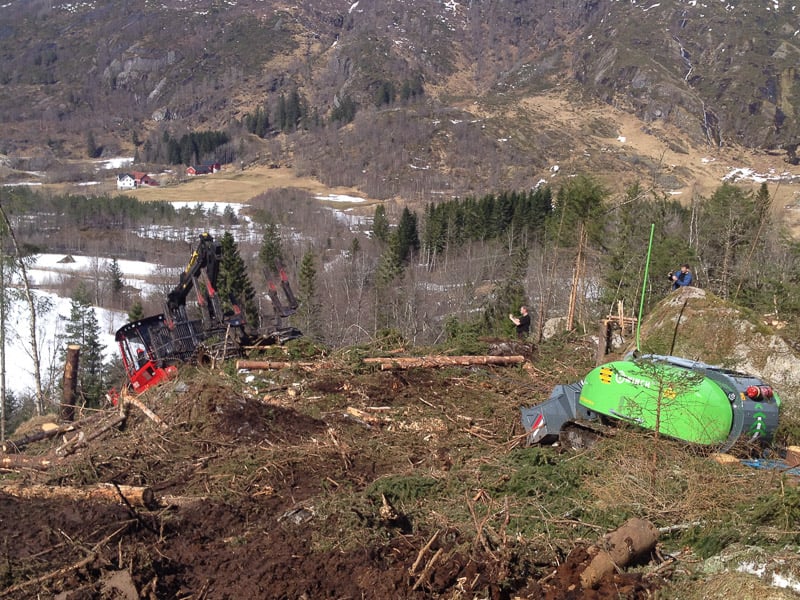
[580,517,658,589]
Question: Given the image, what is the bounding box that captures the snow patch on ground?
[4,291,127,397]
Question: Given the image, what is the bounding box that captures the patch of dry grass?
[585,431,779,525]
[120,165,373,205]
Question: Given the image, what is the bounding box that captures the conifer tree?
[482,246,528,336]
[373,234,403,332]
[63,283,106,407]
[601,184,694,314]
[287,89,302,131]
[258,218,284,275]
[697,183,758,298]
[347,237,361,260]
[255,106,269,137]
[296,250,320,338]
[223,205,238,225]
[128,299,145,323]
[85,130,99,158]
[217,232,259,326]
[372,205,390,243]
[276,94,287,131]
[395,207,420,264]
[1,388,15,440]
[108,258,124,308]
[548,174,608,330]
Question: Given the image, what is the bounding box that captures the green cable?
[636,223,655,352]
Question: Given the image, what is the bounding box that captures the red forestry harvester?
[109,232,300,400]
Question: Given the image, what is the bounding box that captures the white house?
[117,173,136,190]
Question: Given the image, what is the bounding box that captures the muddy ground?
[0,349,670,599]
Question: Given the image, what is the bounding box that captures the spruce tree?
[108,258,124,308]
[258,218,284,272]
[697,183,758,298]
[548,174,608,331]
[296,250,320,337]
[276,94,287,131]
[601,184,694,315]
[127,299,145,322]
[287,89,302,131]
[372,205,390,243]
[482,246,528,336]
[217,232,259,326]
[85,130,99,158]
[395,207,420,263]
[373,235,403,332]
[347,237,360,260]
[63,283,106,407]
[1,388,15,439]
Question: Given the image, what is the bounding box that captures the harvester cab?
[111,232,302,400]
[521,354,781,452]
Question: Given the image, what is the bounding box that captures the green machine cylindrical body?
[577,357,781,446]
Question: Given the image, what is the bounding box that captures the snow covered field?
[5,290,127,398]
[6,242,175,397]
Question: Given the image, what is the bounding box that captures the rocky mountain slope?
[3,0,800,200]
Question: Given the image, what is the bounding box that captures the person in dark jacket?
[509,305,531,339]
[670,264,693,290]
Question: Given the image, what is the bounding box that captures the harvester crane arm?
[111,230,303,400]
[166,232,221,315]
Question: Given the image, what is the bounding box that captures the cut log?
[579,517,658,589]
[362,355,525,370]
[236,359,294,370]
[61,343,81,421]
[2,423,75,454]
[786,446,800,468]
[235,359,331,371]
[0,454,60,470]
[1,482,157,509]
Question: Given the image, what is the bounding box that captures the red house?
[132,171,159,186]
[186,163,220,176]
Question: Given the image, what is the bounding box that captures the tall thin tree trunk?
[567,223,586,331]
[0,256,6,441]
[0,203,45,415]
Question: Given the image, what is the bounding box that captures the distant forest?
[2,177,798,354]
[1,175,799,424]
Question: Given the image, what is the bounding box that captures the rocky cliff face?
[1,0,798,194]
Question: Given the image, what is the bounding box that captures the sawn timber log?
[362,355,526,370]
[1,483,157,509]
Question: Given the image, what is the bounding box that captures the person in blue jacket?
[670,264,693,289]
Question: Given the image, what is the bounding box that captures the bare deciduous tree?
[0,200,46,415]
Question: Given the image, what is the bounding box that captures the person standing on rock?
[509,305,531,339]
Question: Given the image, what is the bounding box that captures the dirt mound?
[0,361,668,599]
[0,496,659,599]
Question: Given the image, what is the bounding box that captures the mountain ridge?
[2,0,800,203]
